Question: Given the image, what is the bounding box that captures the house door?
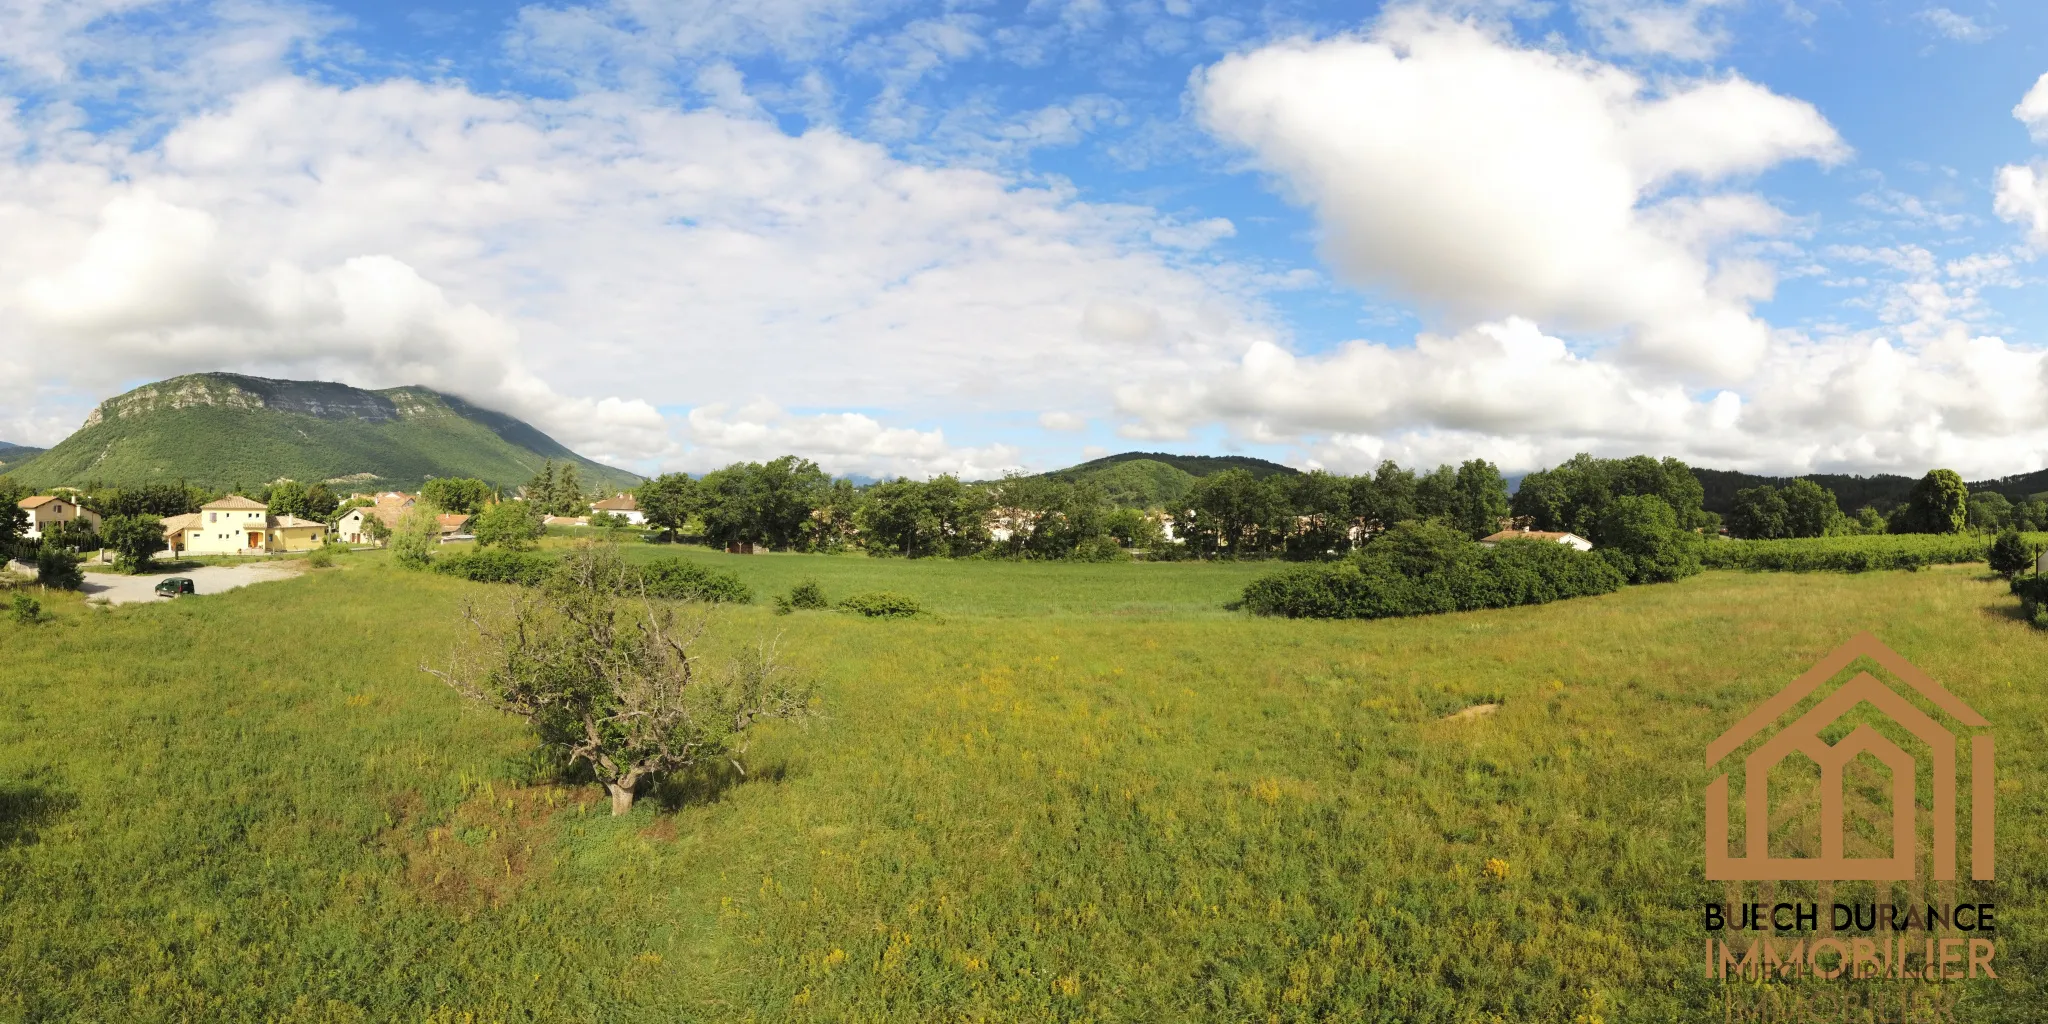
[249,532,262,549]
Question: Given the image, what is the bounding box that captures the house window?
[209,512,217,523]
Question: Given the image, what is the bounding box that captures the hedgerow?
[634,558,753,604]
[839,591,925,618]
[433,549,558,586]
[1242,537,1625,620]
[433,551,751,603]
[1698,533,1992,573]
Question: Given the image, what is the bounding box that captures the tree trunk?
[607,782,635,816]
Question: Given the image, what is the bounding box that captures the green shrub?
[635,558,752,604]
[34,544,83,591]
[11,592,41,624]
[839,591,924,618]
[1989,529,2035,579]
[2014,575,2048,628]
[1241,538,1626,619]
[305,548,334,569]
[776,578,830,614]
[1699,533,1995,573]
[1072,535,1127,562]
[433,549,558,587]
[1592,494,1703,584]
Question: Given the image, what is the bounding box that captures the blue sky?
[6,0,2048,480]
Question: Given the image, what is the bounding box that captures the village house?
[437,514,473,542]
[161,496,328,556]
[332,492,415,545]
[16,495,103,540]
[589,493,645,525]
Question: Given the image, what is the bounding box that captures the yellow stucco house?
[161,496,328,556]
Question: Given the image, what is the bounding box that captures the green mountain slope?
[8,373,639,492]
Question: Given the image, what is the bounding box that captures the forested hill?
[1032,451,1298,509]
[1693,466,2048,515]
[0,442,45,472]
[4,373,639,492]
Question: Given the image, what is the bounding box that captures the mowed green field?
[2,552,2045,1022]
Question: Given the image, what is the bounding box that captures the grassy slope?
[3,557,2044,1022]
[10,396,634,493]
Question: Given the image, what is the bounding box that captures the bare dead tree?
[426,544,813,815]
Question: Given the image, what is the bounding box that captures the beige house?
[436,513,473,542]
[589,493,645,525]
[332,492,416,545]
[18,495,102,540]
[161,496,328,556]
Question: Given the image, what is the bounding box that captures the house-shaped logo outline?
[1704,633,1995,882]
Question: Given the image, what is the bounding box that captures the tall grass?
[1,553,2044,1020]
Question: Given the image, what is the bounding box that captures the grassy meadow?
[3,548,2046,1022]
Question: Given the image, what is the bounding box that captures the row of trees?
[1723,469,2046,539]
[628,454,1711,562]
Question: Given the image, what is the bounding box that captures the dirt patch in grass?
[1444,702,1501,721]
[384,785,577,913]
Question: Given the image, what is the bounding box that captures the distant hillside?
[1968,468,2048,503]
[1690,466,2048,515]
[1031,451,1299,509]
[0,442,46,473]
[7,373,639,492]
[1053,451,1299,481]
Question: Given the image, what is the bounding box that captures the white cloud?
[1132,316,2048,479]
[1038,411,1088,431]
[1996,77,2048,246]
[1571,0,1738,61]
[2015,73,2048,142]
[682,401,1019,478]
[1916,7,1996,44]
[10,191,672,463]
[0,72,1276,477]
[1194,14,1845,382]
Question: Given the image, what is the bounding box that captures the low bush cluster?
[432,550,751,603]
[775,578,829,614]
[635,558,753,604]
[433,549,558,587]
[1242,525,1626,620]
[1699,533,1994,573]
[838,591,924,618]
[2014,575,2048,628]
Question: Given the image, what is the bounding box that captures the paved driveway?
[72,561,307,606]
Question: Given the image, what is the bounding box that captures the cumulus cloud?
[2018,74,2048,141]
[1194,14,1845,382]
[1137,316,2048,479]
[0,70,1273,476]
[682,401,1020,478]
[1996,76,2048,245]
[10,191,671,462]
